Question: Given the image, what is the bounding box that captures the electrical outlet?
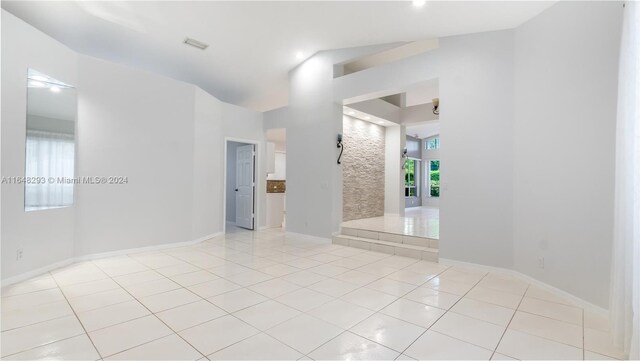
[538,257,545,269]
[16,248,23,261]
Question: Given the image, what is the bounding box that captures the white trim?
[285,231,332,243]
[223,137,262,233]
[1,232,222,288]
[1,259,74,288]
[439,257,608,316]
[76,232,223,261]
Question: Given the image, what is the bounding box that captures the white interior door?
[235,144,255,229]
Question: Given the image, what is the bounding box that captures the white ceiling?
[404,79,439,107]
[407,121,440,139]
[28,87,76,121]
[3,1,555,112]
[343,107,396,127]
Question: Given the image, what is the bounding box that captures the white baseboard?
[193,232,225,243]
[1,232,223,288]
[76,232,223,262]
[439,257,608,316]
[1,259,75,288]
[285,231,331,243]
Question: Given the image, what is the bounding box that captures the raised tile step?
[333,234,438,262]
[341,227,438,249]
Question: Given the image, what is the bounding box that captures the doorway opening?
[224,139,257,233]
[266,128,287,230]
[338,79,441,251]
[404,135,422,209]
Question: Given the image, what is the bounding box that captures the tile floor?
[1,226,625,360]
[341,206,439,239]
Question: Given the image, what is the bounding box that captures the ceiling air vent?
[183,37,208,50]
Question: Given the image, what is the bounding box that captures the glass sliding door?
[429,160,440,197]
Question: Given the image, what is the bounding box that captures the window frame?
[425,135,440,150]
[404,158,420,198]
[427,159,440,198]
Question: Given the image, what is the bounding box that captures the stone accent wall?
[342,116,385,221]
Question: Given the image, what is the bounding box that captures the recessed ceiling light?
[378,121,384,124]
[50,86,61,93]
[296,52,304,60]
[412,0,426,7]
[184,37,208,50]
[363,116,371,120]
[348,111,355,115]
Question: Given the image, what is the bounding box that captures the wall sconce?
[401,147,408,169]
[432,98,439,115]
[337,134,344,165]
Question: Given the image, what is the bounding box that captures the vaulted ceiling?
[2,1,555,111]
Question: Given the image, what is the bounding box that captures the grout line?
[48,270,104,360]
[1,333,97,359]
[515,307,584,326]
[1,312,76,333]
[395,269,488,358]
[583,309,586,360]
[91,231,342,358]
[3,228,451,360]
[90,262,209,360]
[302,264,453,359]
[205,237,414,356]
[0,284,60,299]
[489,284,529,360]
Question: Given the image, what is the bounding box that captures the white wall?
[1,10,77,279]
[192,88,265,236]
[287,53,343,237]
[221,104,266,231]
[385,125,406,215]
[439,29,516,270]
[74,57,266,255]
[334,49,438,105]
[266,194,285,229]
[191,88,224,240]
[263,107,290,130]
[267,153,286,181]
[1,11,266,282]
[402,103,439,125]
[513,1,622,308]
[75,56,196,256]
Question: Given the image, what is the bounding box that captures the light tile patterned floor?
[1,227,625,360]
[341,206,440,239]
